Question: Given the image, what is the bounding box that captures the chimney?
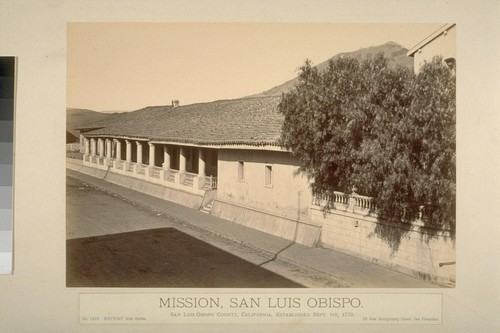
[172,99,179,108]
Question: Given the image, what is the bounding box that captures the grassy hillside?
[66,108,114,139]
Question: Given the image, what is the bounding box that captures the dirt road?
[67,176,338,288]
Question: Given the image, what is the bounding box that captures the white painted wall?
[312,205,456,285]
[217,149,312,222]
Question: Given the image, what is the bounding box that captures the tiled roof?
[82,96,283,147]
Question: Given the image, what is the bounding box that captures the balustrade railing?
[314,190,442,223]
[136,163,147,175]
[204,175,218,190]
[166,169,177,182]
[355,195,374,210]
[114,160,123,170]
[151,166,162,178]
[335,192,349,205]
[183,172,196,187]
[84,154,219,193]
[313,190,376,213]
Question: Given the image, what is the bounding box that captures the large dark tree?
[279,55,455,234]
[407,58,456,230]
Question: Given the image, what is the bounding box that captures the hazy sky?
[67,23,443,112]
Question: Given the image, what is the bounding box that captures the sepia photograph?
[66,22,456,289]
[1,0,499,331]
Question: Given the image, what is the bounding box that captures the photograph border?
[0,0,499,331]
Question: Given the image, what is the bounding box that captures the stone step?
[200,201,214,214]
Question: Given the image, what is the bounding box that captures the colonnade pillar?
[105,139,111,158]
[160,145,170,181]
[97,138,104,158]
[82,137,90,163]
[148,143,155,176]
[177,146,187,184]
[105,139,112,165]
[149,143,155,167]
[113,139,122,169]
[125,140,131,164]
[197,148,206,189]
[90,138,96,156]
[84,138,90,155]
[115,140,122,161]
[80,134,85,153]
[198,148,206,177]
[136,141,143,165]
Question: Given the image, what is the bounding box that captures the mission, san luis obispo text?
[159,297,362,309]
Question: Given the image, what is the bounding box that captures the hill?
[66,108,115,140]
[66,42,413,136]
[254,42,413,97]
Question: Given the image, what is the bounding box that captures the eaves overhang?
[407,23,456,57]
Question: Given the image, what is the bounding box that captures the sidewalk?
[66,166,444,288]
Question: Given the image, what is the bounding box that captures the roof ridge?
[80,93,283,148]
[135,94,281,111]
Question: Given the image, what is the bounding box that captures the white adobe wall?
[217,149,312,222]
[312,205,456,285]
[212,149,321,247]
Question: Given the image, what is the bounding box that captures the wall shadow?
[67,227,303,288]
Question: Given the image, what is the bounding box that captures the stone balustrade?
[83,154,217,194]
[81,138,218,195]
[311,189,455,285]
[313,190,376,215]
[204,175,218,190]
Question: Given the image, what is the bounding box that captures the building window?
[238,161,244,181]
[265,165,273,187]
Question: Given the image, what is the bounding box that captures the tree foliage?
[278,55,455,232]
